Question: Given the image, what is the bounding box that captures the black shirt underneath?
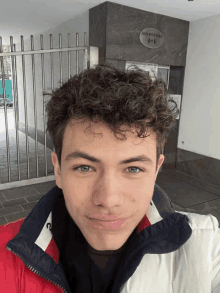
[52,190,136,293]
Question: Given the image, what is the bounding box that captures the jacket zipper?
[6,245,68,293]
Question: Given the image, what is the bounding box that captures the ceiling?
[1,0,220,45]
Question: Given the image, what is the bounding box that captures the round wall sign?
[139,28,164,49]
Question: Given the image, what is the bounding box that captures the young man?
[0,63,220,292]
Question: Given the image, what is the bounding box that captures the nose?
[92,172,124,207]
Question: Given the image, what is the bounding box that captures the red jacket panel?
[0,218,64,293]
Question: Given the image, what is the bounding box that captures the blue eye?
[128,167,144,173]
[72,165,144,174]
[73,165,91,173]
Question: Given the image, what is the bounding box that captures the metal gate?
[0,32,98,190]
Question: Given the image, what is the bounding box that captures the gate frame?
[0,33,99,190]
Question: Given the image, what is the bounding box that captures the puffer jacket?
[0,183,220,292]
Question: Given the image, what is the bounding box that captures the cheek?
[135,182,155,205]
[137,191,153,207]
[61,174,90,207]
[62,187,83,223]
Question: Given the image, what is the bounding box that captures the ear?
[51,151,62,189]
[156,154,165,179]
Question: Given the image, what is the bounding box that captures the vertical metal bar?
[84,32,87,47]
[59,34,62,84]
[40,34,47,176]
[13,44,19,123]
[68,33,71,78]
[76,33,79,75]
[0,37,11,182]
[31,35,38,177]
[50,34,54,90]
[167,66,170,90]
[10,37,21,181]
[50,34,55,156]
[84,32,88,69]
[21,35,30,178]
[13,43,21,180]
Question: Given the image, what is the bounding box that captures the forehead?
[62,119,157,160]
[64,119,156,143]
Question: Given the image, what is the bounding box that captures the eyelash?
[72,165,145,174]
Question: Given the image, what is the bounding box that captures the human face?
[51,120,164,251]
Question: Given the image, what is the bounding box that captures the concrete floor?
[0,167,220,226]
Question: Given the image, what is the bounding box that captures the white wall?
[15,11,89,131]
[178,13,220,160]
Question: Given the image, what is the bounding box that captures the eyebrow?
[65,151,153,165]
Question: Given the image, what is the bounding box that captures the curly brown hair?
[45,63,178,172]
